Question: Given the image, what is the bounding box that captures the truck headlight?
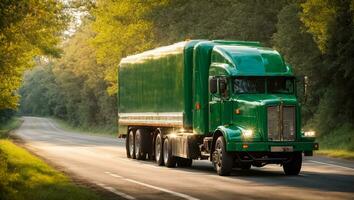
[304,131,316,137]
[243,129,253,138]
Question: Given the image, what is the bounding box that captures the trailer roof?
[120,41,187,65]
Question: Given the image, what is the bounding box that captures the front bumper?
[227,141,319,152]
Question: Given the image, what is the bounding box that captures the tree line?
[3,0,354,144]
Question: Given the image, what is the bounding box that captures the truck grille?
[267,105,295,141]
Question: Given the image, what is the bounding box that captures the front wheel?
[283,152,302,175]
[212,136,233,176]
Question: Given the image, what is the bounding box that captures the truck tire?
[176,158,192,167]
[283,152,302,175]
[127,130,135,159]
[213,136,233,176]
[135,129,146,160]
[155,133,164,166]
[163,137,176,167]
[126,132,131,158]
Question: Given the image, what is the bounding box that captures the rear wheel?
[212,136,233,176]
[155,133,164,166]
[135,129,146,160]
[163,137,176,167]
[283,152,302,175]
[176,157,192,167]
[128,130,135,159]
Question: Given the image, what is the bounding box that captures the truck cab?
[206,43,318,175]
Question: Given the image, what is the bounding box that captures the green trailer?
[118,40,318,176]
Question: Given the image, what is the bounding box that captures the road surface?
[13,117,354,200]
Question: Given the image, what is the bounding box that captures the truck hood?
[231,94,298,141]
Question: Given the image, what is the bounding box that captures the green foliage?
[91,0,168,95]
[0,117,22,138]
[302,0,354,135]
[151,0,289,46]
[300,0,337,53]
[20,22,117,130]
[0,109,16,124]
[0,0,69,110]
[272,3,324,122]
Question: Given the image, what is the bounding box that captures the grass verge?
[316,149,354,160]
[51,117,117,136]
[316,124,354,160]
[0,119,102,200]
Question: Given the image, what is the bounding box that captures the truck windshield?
[267,77,294,94]
[233,77,265,94]
[233,77,294,94]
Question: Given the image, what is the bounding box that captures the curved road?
[14,117,354,200]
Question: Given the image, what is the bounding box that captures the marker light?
[243,129,253,138]
[304,131,316,137]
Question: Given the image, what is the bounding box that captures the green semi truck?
[118,40,318,176]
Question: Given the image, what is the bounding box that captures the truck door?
[219,77,232,125]
[209,77,221,131]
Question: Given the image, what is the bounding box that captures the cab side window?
[218,77,229,99]
[210,76,229,99]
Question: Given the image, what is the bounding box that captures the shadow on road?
[133,159,354,193]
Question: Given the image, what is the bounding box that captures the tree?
[0,0,68,111]
[272,3,323,121]
[91,0,168,95]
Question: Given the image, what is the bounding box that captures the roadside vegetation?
[0,118,102,200]
[52,117,117,136]
[0,118,22,139]
[0,1,353,158]
[316,124,354,159]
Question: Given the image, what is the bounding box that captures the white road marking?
[105,172,200,200]
[96,183,136,200]
[308,160,354,171]
[105,171,123,178]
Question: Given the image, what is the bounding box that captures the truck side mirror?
[209,78,217,94]
[304,75,308,104]
[296,75,308,104]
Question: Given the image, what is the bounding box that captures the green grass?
[51,117,117,136]
[316,150,354,160]
[316,123,354,160]
[0,118,103,200]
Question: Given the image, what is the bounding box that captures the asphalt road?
[13,117,354,200]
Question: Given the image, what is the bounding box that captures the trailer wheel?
[125,132,131,158]
[283,152,302,175]
[213,136,233,176]
[176,158,192,168]
[155,133,164,166]
[163,137,176,167]
[135,129,146,160]
[127,130,136,159]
